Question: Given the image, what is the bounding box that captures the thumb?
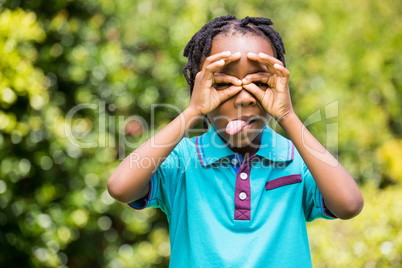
[242,84,265,102]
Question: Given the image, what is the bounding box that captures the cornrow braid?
[183,15,286,130]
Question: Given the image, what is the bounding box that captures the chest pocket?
[266,174,302,191]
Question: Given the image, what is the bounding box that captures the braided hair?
[183,15,286,130]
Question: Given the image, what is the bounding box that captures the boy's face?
[206,34,275,150]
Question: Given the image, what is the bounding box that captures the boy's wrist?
[277,111,299,129]
[183,106,204,127]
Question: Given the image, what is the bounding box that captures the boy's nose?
[235,87,257,107]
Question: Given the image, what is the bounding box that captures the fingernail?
[233,52,241,56]
[242,78,247,83]
[248,52,257,57]
[274,63,280,68]
[225,51,231,55]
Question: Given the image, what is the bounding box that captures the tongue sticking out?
[226,120,247,135]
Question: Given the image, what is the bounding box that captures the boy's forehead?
[211,34,274,56]
[208,34,273,76]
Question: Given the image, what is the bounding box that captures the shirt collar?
[196,125,294,167]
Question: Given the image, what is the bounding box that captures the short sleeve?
[128,141,186,217]
[302,162,337,222]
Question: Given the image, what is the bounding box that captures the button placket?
[234,155,256,221]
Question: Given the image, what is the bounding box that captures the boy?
[108,16,364,267]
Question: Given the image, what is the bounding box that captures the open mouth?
[226,117,258,135]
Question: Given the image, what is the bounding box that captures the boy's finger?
[222,52,241,65]
[200,51,231,72]
[273,63,290,78]
[242,83,266,102]
[247,52,286,73]
[205,52,242,75]
[242,72,270,85]
[204,59,227,80]
[272,63,290,86]
[203,51,239,70]
[204,51,231,63]
[247,53,276,74]
[246,52,259,61]
[258,53,284,66]
[217,86,242,103]
[214,73,242,86]
[203,52,242,80]
[268,75,276,89]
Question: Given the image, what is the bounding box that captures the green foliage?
[308,184,402,267]
[0,0,401,267]
[0,8,47,133]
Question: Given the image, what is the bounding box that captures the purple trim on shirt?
[321,196,337,218]
[286,140,295,161]
[196,136,205,166]
[234,154,256,221]
[266,174,302,190]
[291,143,294,160]
[128,180,153,210]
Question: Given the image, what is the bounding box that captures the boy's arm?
[279,112,364,219]
[107,108,200,203]
[243,52,363,220]
[107,51,242,203]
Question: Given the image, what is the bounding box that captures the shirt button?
[231,158,238,165]
[240,172,248,180]
[239,192,247,200]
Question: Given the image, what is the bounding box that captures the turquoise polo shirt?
[129,126,336,267]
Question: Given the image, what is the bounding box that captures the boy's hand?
[242,52,294,120]
[188,51,242,116]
